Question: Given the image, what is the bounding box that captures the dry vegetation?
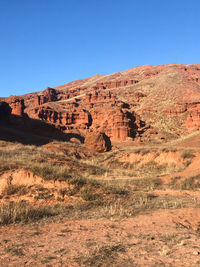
[0,138,200,266]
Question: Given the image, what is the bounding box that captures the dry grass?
[1,185,195,225]
[0,201,57,225]
[1,184,28,196]
[0,142,106,180]
[170,175,200,190]
[0,140,199,225]
[76,243,132,266]
[181,150,195,159]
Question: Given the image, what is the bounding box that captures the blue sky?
[0,0,200,97]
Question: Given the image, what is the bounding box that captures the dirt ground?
[1,133,200,266]
[0,208,200,267]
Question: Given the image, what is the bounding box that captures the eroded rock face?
[27,88,140,142]
[3,64,200,144]
[85,131,111,152]
[34,87,58,106]
[8,97,25,116]
[164,105,187,116]
[90,107,133,141]
[185,111,200,130]
[33,106,91,129]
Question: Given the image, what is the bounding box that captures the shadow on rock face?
[65,133,85,144]
[0,113,71,146]
[103,133,112,151]
[0,102,12,121]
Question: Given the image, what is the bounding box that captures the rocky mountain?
[1,64,200,147]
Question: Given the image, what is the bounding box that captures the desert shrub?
[142,161,167,172]
[35,192,54,200]
[179,176,200,190]
[141,149,151,155]
[2,184,28,196]
[103,186,129,196]
[181,150,195,159]
[77,243,127,266]
[67,177,103,197]
[0,201,57,225]
[169,175,200,190]
[183,160,192,167]
[88,165,106,176]
[68,177,86,188]
[80,187,101,201]
[168,176,181,188]
[131,177,161,191]
[161,147,177,153]
[65,177,87,196]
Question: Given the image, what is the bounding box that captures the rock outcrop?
[3,64,200,145]
[185,111,200,130]
[27,88,140,142]
[32,106,91,130]
[164,105,187,116]
[90,107,134,141]
[84,131,111,152]
[7,97,25,116]
[34,87,58,106]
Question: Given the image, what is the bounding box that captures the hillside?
[1,64,200,147]
[1,64,200,266]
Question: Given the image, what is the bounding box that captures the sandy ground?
[0,208,200,267]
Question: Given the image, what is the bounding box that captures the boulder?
[84,131,111,152]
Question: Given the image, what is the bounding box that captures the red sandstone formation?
[185,111,200,130]
[85,131,111,152]
[7,96,25,116]
[90,107,133,141]
[2,64,200,145]
[34,87,58,106]
[164,105,187,116]
[32,106,91,130]
[28,88,140,142]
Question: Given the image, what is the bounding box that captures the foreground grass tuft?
[0,201,56,225]
[2,184,28,196]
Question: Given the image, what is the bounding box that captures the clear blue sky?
[0,0,200,97]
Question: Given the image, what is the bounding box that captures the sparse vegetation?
[80,187,101,201]
[130,177,161,191]
[76,243,129,266]
[31,163,73,181]
[1,63,200,265]
[169,175,200,190]
[2,184,28,196]
[5,244,25,257]
[0,134,200,267]
[178,175,200,190]
[183,160,192,167]
[0,201,57,225]
[181,150,195,159]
